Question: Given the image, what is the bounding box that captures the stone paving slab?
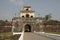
[24,32,54,40]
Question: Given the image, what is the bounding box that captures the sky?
[0,0,60,21]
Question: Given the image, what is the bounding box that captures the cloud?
[9,0,24,5]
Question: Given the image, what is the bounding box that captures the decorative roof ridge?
[24,6,31,8]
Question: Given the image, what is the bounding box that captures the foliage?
[45,14,52,21]
[0,20,6,26]
[0,20,12,26]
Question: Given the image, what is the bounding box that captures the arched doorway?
[24,24,31,32]
[26,14,29,18]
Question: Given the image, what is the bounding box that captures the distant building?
[12,6,44,32]
[12,6,60,32]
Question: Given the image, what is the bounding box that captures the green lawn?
[45,32,60,34]
[0,32,21,40]
[0,32,12,36]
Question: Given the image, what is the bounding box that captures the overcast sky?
[0,0,60,21]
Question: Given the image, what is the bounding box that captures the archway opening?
[26,9,28,11]
[22,16,24,17]
[31,16,33,18]
[25,24,31,32]
[26,14,29,18]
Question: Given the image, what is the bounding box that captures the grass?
[0,32,12,36]
[45,32,60,34]
[0,32,21,40]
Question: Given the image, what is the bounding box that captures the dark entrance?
[26,14,29,18]
[25,24,31,32]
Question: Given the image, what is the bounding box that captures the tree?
[45,14,52,21]
[0,20,6,26]
[5,19,8,22]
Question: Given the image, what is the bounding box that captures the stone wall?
[43,24,60,32]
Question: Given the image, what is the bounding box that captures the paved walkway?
[24,32,54,40]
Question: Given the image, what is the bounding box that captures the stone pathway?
[24,32,54,40]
